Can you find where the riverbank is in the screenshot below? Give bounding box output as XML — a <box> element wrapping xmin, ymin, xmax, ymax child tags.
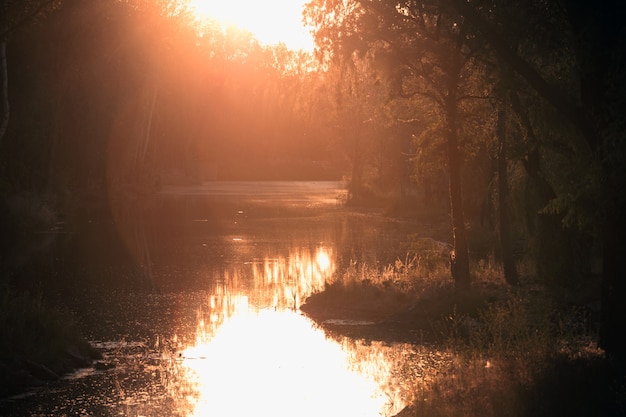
<box><xmin>2</xmin><ymin>184</ymin><xmax>619</xmax><ymax>416</ymax></box>
<box><xmin>300</xmin><ymin>262</ymin><xmax>624</xmax><ymax>417</ymax></box>
<box><xmin>298</xmin><ymin>192</ymin><xmax>619</xmax><ymax>416</ymax></box>
<box><xmin>300</xmin><ymin>274</ymin><xmax>510</xmax><ymax>343</ymax></box>
<box><xmin>0</xmin><ymin>290</ymin><xmax>101</xmax><ymax>398</ymax></box>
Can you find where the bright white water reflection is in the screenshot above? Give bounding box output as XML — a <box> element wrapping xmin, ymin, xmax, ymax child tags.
<box><xmin>168</xmin><ymin>243</ymin><xmax>406</xmax><ymax>416</ymax></box>
<box><xmin>197</xmin><ymin>244</ymin><xmax>335</xmax><ymax>332</ymax></box>
<box><xmin>182</xmin><ymin>309</ymin><xmax>403</xmax><ymax>417</ymax></box>
<box><xmin>0</xmin><ymin>182</ymin><xmax>432</xmax><ymax>417</ymax></box>
<box><xmin>146</xmin><ymin>240</ymin><xmax>407</xmax><ymax>417</ymax></box>
<box><xmin>250</xmin><ymin>245</ymin><xmax>334</xmax><ymax>310</ymax></box>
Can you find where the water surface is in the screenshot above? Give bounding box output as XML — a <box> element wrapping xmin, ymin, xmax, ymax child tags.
<box><xmin>1</xmin><ymin>181</ymin><xmax>444</xmax><ymax>416</ymax></box>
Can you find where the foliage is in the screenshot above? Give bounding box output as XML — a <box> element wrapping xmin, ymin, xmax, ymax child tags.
<box><xmin>1</xmin><ymin>0</ymin><xmax>62</xmax><ymax>145</ymax></box>
<box><xmin>1</xmin><ymin>0</ymin><xmax>340</xmax><ymax>202</ymax></box>
<box><xmin>539</xmin><ymin>152</ymin><xmax>604</xmax><ymax>231</ymax></box>
<box><xmin>404</xmin><ymin>237</ymin><xmax>452</xmax><ymax>275</ymax></box>
<box><xmin>304</xmin><ymin>238</ymin><xmax>612</xmax><ymax>416</ymax></box>
<box><xmin>402</xmin><ymin>285</ymin><xmax>614</xmax><ymax>417</ymax></box>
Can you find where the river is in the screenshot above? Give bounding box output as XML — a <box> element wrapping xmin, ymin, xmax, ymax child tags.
<box><xmin>1</xmin><ymin>181</ymin><xmax>448</xmax><ymax>417</ymax></box>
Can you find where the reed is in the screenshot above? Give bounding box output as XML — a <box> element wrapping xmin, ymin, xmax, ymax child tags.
<box><xmin>396</xmin><ymin>266</ymin><xmax>621</xmax><ymax>417</ymax></box>
<box><xmin>305</xmin><ymin>245</ymin><xmax>622</xmax><ymax>417</ymax></box>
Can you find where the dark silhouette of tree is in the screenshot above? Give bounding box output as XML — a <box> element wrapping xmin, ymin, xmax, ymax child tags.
<box><xmin>494</xmin><ymin>108</ymin><xmax>518</xmax><ymax>285</ymax></box>
<box><xmin>1</xmin><ymin>0</ymin><xmax>60</xmax><ymax>146</ymax></box>
<box><xmin>306</xmin><ymin>0</ymin><xmax>626</xmax><ymax>362</ymax></box>
<box><xmin>445</xmin><ymin>0</ymin><xmax>626</xmax><ymax>365</ymax></box>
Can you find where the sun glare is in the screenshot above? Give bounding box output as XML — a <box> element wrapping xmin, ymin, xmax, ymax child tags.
<box><xmin>188</xmin><ymin>0</ymin><xmax>315</xmax><ymax>52</ymax></box>
<box><xmin>182</xmin><ymin>310</ymin><xmax>398</xmax><ymax>417</ymax></box>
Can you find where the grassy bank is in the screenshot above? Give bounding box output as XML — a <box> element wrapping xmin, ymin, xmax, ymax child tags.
<box><xmin>301</xmin><ymin>242</ymin><xmax>625</xmax><ymax>417</ymax></box>
<box><xmin>0</xmin><ymin>289</ymin><xmax>101</xmax><ymax>398</ymax></box>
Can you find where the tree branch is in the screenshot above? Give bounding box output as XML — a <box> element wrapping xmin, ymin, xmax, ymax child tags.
<box><xmin>448</xmin><ymin>0</ymin><xmax>596</xmax><ymax>152</ymax></box>
<box><xmin>1</xmin><ymin>0</ymin><xmax>60</xmax><ymax>41</ymax></box>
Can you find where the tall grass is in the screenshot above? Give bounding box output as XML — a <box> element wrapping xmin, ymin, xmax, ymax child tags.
<box><xmin>394</xmin><ymin>256</ymin><xmax>621</xmax><ymax>417</ymax></box>
<box><xmin>307</xmin><ymin>238</ymin><xmax>623</xmax><ymax>417</ymax></box>
<box><xmin>328</xmin><ymin>237</ymin><xmax>454</xmax><ymax>292</ymax></box>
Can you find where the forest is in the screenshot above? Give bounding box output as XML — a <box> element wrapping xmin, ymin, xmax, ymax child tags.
<box><xmin>1</xmin><ymin>0</ymin><xmax>625</xmax><ymax>414</ymax></box>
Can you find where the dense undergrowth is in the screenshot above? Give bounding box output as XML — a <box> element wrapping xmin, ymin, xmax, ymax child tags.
<box><xmin>301</xmin><ymin>236</ymin><xmax>625</xmax><ymax>417</ymax></box>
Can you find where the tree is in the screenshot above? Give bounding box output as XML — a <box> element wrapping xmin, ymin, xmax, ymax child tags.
<box><xmin>0</xmin><ymin>0</ymin><xmax>60</xmax><ymax>147</ymax></box>
<box><xmin>332</xmin><ymin>50</ymin><xmax>382</xmax><ymax>197</ymax></box>
<box><xmin>443</xmin><ymin>0</ymin><xmax>626</xmax><ymax>365</ymax></box>
<box><xmin>494</xmin><ymin>108</ymin><xmax>519</xmax><ymax>285</ymax></box>
<box><xmin>314</xmin><ymin>0</ymin><xmax>626</xmax><ymax>362</ymax></box>
<box><xmin>306</xmin><ymin>0</ymin><xmax>501</xmax><ymax>289</ymax></box>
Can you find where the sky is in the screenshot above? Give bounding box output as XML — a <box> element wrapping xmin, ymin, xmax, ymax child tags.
<box><xmin>189</xmin><ymin>0</ymin><xmax>316</xmax><ymax>52</ymax></box>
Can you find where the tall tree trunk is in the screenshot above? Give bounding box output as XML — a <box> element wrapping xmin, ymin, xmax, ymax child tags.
<box><xmin>447</xmin><ymin>131</ymin><xmax>471</xmax><ymax>290</ymax></box>
<box><xmin>445</xmin><ymin>96</ymin><xmax>471</xmax><ymax>290</ymax></box>
<box><xmin>0</xmin><ymin>40</ymin><xmax>9</xmax><ymax>147</ymax></box>
<box><xmin>444</xmin><ymin>34</ymin><xmax>471</xmax><ymax>291</ymax></box>
<box><xmin>496</xmin><ymin>109</ymin><xmax>518</xmax><ymax>285</ymax></box>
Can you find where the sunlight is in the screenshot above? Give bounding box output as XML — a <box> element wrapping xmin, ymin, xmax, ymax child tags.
<box><xmin>316</xmin><ymin>248</ymin><xmax>332</xmax><ymax>272</ymax></box>
<box><xmin>188</xmin><ymin>0</ymin><xmax>315</xmax><ymax>52</ymax></box>
<box><xmin>168</xmin><ymin>242</ymin><xmax>406</xmax><ymax>417</ymax></box>
<box><xmin>251</xmin><ymin>245</ymin><xmax>334</xmax><ymax>310</ymax></box>
<box><xmin>182</xmin><ymin>309</ymin><xmax>401</xmax><ymax>417</ymax></box>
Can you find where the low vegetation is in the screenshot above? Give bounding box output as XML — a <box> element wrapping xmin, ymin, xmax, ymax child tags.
<box><xmin>0</xmin><ymin>288</ymin><xmax>101</xmax><ymax>398</ymax></box>
<box><xmin>301</xmin><ymin>236</ymin><xmax>625</xmax><ymax>417</ymax></box>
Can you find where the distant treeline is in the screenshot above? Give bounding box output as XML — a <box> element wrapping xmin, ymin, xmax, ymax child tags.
<box><xmin>1</xmin><ymin>0</ymin><xmax>342</xmax><ymax>198</ymax></box>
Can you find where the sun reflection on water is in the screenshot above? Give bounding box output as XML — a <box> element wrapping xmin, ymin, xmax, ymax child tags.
<box><xmin>158</xmin><ymin>244</ymin><xmax>409</xmax><ymax>416</ymax></box>
<box><xmin>181</xmin><ymin>309</ymin><xmax>401</xmax><ymax>417</ymax></box>
<box><xmin>251</xmin><ymin>245</ymin><xmax>334</xmax><ymax>310</ymax></box>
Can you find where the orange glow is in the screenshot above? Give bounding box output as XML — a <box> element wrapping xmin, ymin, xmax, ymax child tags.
<box><xmin>182</xmin><ymin>309</ymin><xmax>403</xmax><ymax>417</ymax></box>
<box><xmin>155</xmin><ymin>244</ymin><xmax>414</xmax><ymax>416</ymax></box>
<box><xmin>188</xmin><ymin>0</ymin><xmax>315</xmax><ymax>52</ymax></box>
<box><xmin>252</xmin><ymin>246</ymin><xmax>334</xmax><ymax>310</ymax></box>
<box><xmin>192</xmin><ymin>244</ymin><xmax>334</xmax><ymax>328</ymax></box>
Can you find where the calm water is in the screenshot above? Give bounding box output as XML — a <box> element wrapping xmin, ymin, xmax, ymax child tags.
<box><xmin>1</xmin><ymin>181</ymin><xmax>448</xmax><ymax>417</ymax></box>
